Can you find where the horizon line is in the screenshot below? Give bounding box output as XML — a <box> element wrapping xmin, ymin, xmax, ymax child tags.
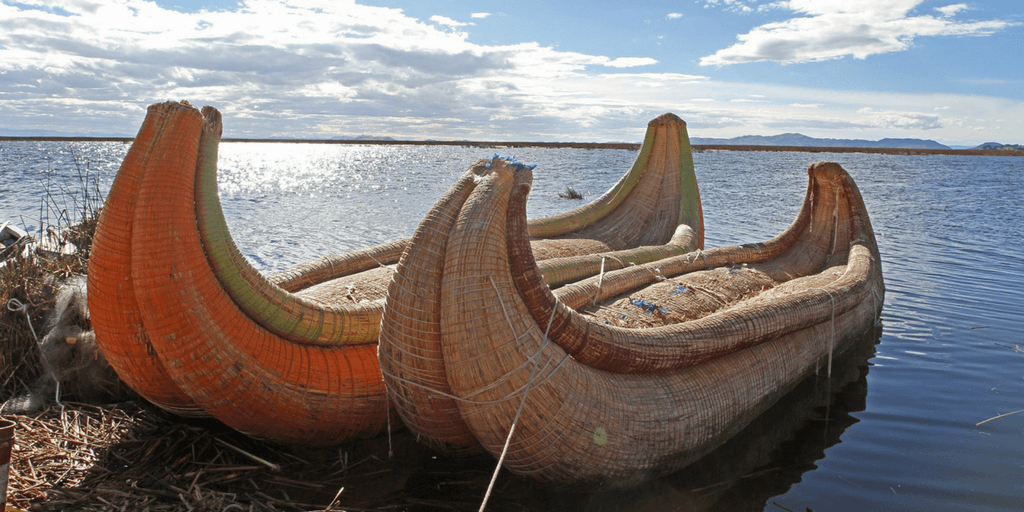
<box><xmin>1</xmin><ymin>136</ymin><xmax>1021</xmax><ymax>157</ymax></box>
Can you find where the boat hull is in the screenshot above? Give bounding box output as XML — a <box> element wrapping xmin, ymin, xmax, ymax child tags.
<box><xmin>88</xmin><ymin>103</ymin><xmax>703</xmax><ymax>444</ymax></box>
<box><xmin>381</xmin><ymin>161</ymin><xmax>883</xmax><ymax>485</ymax></box>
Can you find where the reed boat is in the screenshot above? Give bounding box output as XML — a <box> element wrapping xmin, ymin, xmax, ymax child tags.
<box><xmin>87</xmin><ymin>101</ymin><xmax>703</xmax><ymax>444</ymax></box>
<box><xmin>1</xmin><ymin>221</ymin><xmax>30</xmax><ymax>264</ymax></box>
<box><xmin>378</xmin><ymin>158</ymin><xmax>883</xmax><ymax>486</ymax></box>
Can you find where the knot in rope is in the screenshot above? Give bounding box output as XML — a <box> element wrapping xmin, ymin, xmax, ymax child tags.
<box><xmin>7</xmin><ymin>297</ymin><xmax>40</xmax><ymax>342</ymax></box>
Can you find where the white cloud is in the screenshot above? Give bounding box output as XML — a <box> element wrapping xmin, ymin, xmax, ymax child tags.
<box><xmin>700</xmin><ymin>0</ymin><xmax>1015</xmax><ymax>65</ymax></box>
<box><xmin>0</xmin><ymin>0</ymin><xmax>674</xmax><ymax>140</ymax></box>
<box><xmin>667</xmin><ymin>12</ymin><xmax>682</xmax><ymax>19</ymax></box>
<box><xmin>430</xmin><ymin>15</ymin><xmax>471</xmax><ymax>28</ymax></box>
<box><xmin>857</xmin><ymin>107</ymin><xmax>942</xmax><ymax>130</ymax></box>
<box><xmin>935</xmin><ymin>3</ymin><xmax>968</xmax><ymax>18</ymax></box>
<box><xmin>702</xmin><ymin>0</ymin><xmax>754</xmax><ymax>14</ymax></box>
<box><xmin>603</xmin><ymin>57</ymin><xmax>659</xmax><ymax>68</ymax></box>
<box><xmin>0</xmin><ymin>0</ymin><xmax>1020</xmax><ymax>145</ymax></box>
<box><xmin>471</xmin><ymin>12</ymin><xmax>490</xmax><ymax>19</ymax></box>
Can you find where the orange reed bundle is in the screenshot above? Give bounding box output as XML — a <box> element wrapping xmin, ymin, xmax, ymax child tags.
<box><xmin>89</xmin><ymin>105</ymin><xmax>703</xmax><ymax>444</ymax></box>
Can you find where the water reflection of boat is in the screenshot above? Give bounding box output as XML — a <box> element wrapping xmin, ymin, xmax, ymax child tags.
<box><xmin>380</xmin><ymin>158</ymin><xmax>884</xmax><ymax>486</ymax></box>
<box><xmin>87</xmin><ymin>101</ymin><xmax>703</xmax><ymax>444</ymax></box>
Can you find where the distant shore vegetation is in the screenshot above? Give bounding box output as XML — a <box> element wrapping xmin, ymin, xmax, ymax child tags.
<box><xmin>2</xmin><ymin>136</ymin><xmax>1023</xmax><ymax>157</ymax></box>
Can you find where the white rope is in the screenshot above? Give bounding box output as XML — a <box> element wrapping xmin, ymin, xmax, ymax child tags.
<box><xmin>809</xmin><ymin>188</ymin><xmax>815</xmax><ymax>234</ymax></box>
<box><xmin>479</xmin><ymin>284</ymin><xmax>561</xmax><ymax>512</ymax></box>
<box><xmin>831</xmin><ymin>187</ymin><xmax>840</xmax><ymax>256</ymax></box>
<box><xmin>7</xmin><ymin>297</ymin><xmax>62</xmax><ymax>405</ymax></box>
<box><xmin>691</xmin><ymin>248</ymin><xmax>710</xmax><ymax>269</ymax></box>
<box><xmin>819</xmin><ymin>288</ymin><xmax>837</xmax><ymax>378</ymax></box>
<box><xmin>7</xmin><ymin>298</ymin><xmax>39</xmax><ymax>341</ymax></box>
<box><xmin>591</xmin><ymin>256</ymin><xmax>607</xmax><ymax>306</ymax></box>
<box><xmin>379</xmin><ymin>276</ymin><xmax>571</xmax><ymax>406</ymax></box>
<box><xmin>386</xmin><ymin>393</ymin><xmax>394</xmax><ymax>458</ymax></box>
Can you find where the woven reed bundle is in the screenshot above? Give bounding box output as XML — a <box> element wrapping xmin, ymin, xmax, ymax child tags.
<box><xmin>292</xmin><ymin>265</ymin><xmax>396</xmax><ymax>304</ymax></box>
<box><xmin>507</xmin><ymin>162</ymin><xmax>882</xmax><ymax>373</ymax></box>
<box><xmin>270</xmin><ymin>112</ymin><xmax>703</xmax><ymax>290</ymax></box>
<box><xmin>85</xmin><ymin>103</ymin><xmax>389</xmax><ymax>444</ymax></box>
<box><xmin>87</xmin><ymin>102</ymin><xmax>208</xmax><ymax>417</ymax></box>
<box><xmin>378</xmin><ymin>162</ymin><xmax>704</xmax><ymax>453</ymax></box>
<box><xmin>385</xmin><ymin>160</ymin><xmax>883</xmax><ymax>486</ymax></box>
<box><xmin>582</xmin><ymin>266</ymin><xmax>778</xmax><ymax>329</ymax></box>
<box><xmin>270</xmin><ymin>237</ymin><xmax>409</xmax><ymax>292</ymax></box>
<box><xmin>526</xmin><ymin>113</ymin><xmax>702</xmax><ymax>250</ymax></box>
<box><xmin>378</xmin><ymin>114</ymin><xmax>705</xmax><ymax>454</ymax></box>
<box><xmin>89</xmin><ymin>104</ymin><xmax>701</xmax><ymax>444</ymax></box>
<box><xmin>195</xmin><ymin>112</ymin><xmax>704</xmax><ymax>348</ymax></box>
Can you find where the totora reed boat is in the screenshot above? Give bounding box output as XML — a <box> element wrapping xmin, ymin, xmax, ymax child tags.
<box><xmin>378</xmin><ymin>157</ymin><xmax>883</xmax><ymax>486</ymax></box>
<box><xmin>87</xmin><ymin>101</ymin><xmax>704</xmax><ymax>444</ymax></box>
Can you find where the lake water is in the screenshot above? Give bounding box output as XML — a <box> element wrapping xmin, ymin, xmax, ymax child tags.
<box><xmin>2</xmin><ymin>140</ymin><xmax>1022</xmax><ymax>511</ymax></box>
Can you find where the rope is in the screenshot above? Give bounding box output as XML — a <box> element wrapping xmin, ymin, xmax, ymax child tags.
<box><xmin>478</xmin><ymin>281</ymin><xmax>561</xmax><ymax>512</ymax></box>
<box><xmin>489</xmin><ymin>276</ymin><xmax>516</xmax><ymax>339</ymax></box>
<box><xmin>378</xmin><ymin>351</ymin><xmax>570</xmax><ymax>406</ymax></box>
<box><xmin>379</xmin><ymin>277</ymin><xmax>571</xmax><ymax>406</ymax></box>
<box><xmin>814</xmin><ymin>287</ymin><xmax>837</xmax><ymax>378</ymax></box>
<box><xmin>385</xmin><ymin>385</ymin><xmax>394</xmax><ymax>458</ymax></box>
<box><xmin>688</xmin><ymin>248</ymin><xmax>710</xmax><ymax>269</ymax></box>
<box><xmin>831</xmin><ymin>188</ymin><xmax>840</xmax><ymax>257</ymax></box>
<box><xmin>7</xmin><ymin>298</ymin><xmax>39</xmax><ymax>341</ymax></box>
<box><xmin>591</xmin><ymin>256</ymin><xmax>607</xmax><ymax>306</ymax></box>
<box><xmin>809</xmin><ymin>188</ymin><xmax>814</xmax><ymax>234</ymax></box>
<box><xmin>6</xmin><ymin>297</ymin><xmax>63</xmax><ymax>405</ymax></box>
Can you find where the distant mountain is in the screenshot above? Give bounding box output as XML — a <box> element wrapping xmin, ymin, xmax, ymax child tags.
<box><xmin>690</xmin><ymin>133</ymin><xmax>950</xmax><ymax>150</ymax></box>
<box><xmin>974</xmin><ymin>142</ymin><xmax>1024</xmax><ymax>151</ymax></box>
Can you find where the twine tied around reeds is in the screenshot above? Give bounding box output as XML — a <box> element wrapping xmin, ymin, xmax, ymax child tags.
<box><xmin>6</xmin><ymin>298</ymin><xmax>39</xmax><ymax>341</ymax></box>
<box><xmin>4</xmin><ymin>297</ymin><xmax>63</xmax><ymax>408</ymax></box>
<box><xmin>379</xmin><ymin>273</ymin><xmax>569</xmax><ymax>511</ymax></box>
<box><xmin>812</xmin><ymin>287</ymin><xmax>837</xmax><ymax>379</ymax></box>
<box><xmin>478</xmin><ymin>275</ymin><xmax>563</xmax><ymax>512</ymax></box>
<box><xmin>378</xmin><ymin>304</ymin><xmax>571</xmax><ymax>407</ymax></box>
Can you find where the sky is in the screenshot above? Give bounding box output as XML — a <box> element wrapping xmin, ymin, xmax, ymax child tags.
<box><xmin>0</xmin><ymin>0</ymin><xmax>1021</xmax><ymax>146</ymax></box>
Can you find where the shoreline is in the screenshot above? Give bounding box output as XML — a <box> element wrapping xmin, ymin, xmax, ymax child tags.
<box><xmin>2</xmin><ymin>136</ymin><xmax>1022</xmax><ymax>157</ymax></box>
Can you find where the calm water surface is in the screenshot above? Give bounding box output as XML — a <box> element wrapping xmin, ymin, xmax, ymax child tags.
<box><xmin>2</xmin><ymin>141</ymin><xmax>1022</xmax><ymax>511</ymax></box>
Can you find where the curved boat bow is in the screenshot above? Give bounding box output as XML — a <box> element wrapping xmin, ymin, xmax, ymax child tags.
<box><xmin>378</xmin><ymin>115</ymin><xmax>704</xmax><ymax>452</ymax></box>
<box><xmin>90</xmin><ymin>103</ymin><xmax>703</xmax><ymax>444</ymax></box>
<box><xmin>381</xmin><ymin>160</ymin><xmax>883</xmax><ymax>485</ymax></box>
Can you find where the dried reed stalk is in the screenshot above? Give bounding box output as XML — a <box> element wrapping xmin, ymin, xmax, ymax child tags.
<box><xmin>0</xmin><ymin>400</ymin><xmax>554</xmax><ymax>512</ymax></box>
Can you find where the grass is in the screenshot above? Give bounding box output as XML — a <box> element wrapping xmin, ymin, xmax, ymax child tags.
<box><xmin>1</xmin><ymin>155</ymin><xmax>101</xmax><ymax>403</ymax></box>
<box><xmin>557</xmin><ymin>186</ymin><xmax>584</xmax><ymax>200</ymax></box>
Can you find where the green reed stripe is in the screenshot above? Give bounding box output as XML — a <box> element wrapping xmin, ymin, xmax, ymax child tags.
<box><xmin>676</xmin><ymin>126</ymin><xmax>702</xmax><ymax>245</ymax></box>
<box><xmin>194</xmin><ymin>121</ymin><xmax>325</xmax><ymax>342</ymax></box>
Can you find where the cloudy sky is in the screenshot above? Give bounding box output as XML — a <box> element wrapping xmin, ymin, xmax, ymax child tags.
<box><xmin>1</xmin><ymin>0</ymin><xmax>1020</xmax><ymax>145</ymax></box>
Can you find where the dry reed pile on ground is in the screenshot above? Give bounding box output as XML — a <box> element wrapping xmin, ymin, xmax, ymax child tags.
<box><xmin>3</xmin><ymin>398</ymin><xmax>579</xmax><ymax>511</ymax></box>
